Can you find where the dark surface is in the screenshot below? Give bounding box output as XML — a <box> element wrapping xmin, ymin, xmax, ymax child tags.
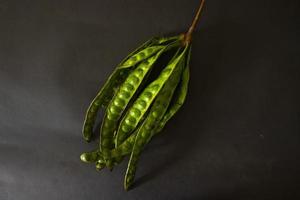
<box><xmin>1</xmin><ymin>0</ymin><xmax>299</xmax><ymax>199</ymax></box>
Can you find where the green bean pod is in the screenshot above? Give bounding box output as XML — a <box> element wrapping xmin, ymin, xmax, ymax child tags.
<box><xmin>115</xmin><ymin>45</ymin><xmax>188</xmax><ymax>147</ymax></box>
<box><xmin>82</xmin><ymin>38</ymin><xmax>156</xmax><ymax>142</ymax></box>
<box><xmin>106</xmin><ymin>48</ymin><xmax>185</xmax><ymax>159</ymax></box>
<box><xmin>82</xmin><ymin>36</ymin><xmax>179</xmax><ymax>142</ymax></box>
<box><xmin>81</xmin><ymin>37</ymin><xmax>182</xmax><ymax>170</ymax></box>
<box><xmin>124</xmin><ymin>47</ymin><xmax>188</xmax><ymax>190</ymax></box>
<box><xmin>154</xmin><ymin>46</ymin><xmax>191</xmax><ymax>134</ymax></box>
<box><xmin>79</xmin><ymin>0</ymin><xmax>206</xmax><ymax>190</ymax></box>
<box><xmin>96</xmin><ymin>59</ymin><xmax>189</xmax><ymax>166</ymax></box>
<box><xmin>100</xmin><ymin>44</ymin><xmax>177</xmax><ymax>157</ymax></box>
<box><xmin>103</xmin><ymin>62</ymin><xmax>189</xmax><ymax>159</ymax></box>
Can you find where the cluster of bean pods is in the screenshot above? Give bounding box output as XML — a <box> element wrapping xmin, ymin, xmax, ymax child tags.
<box><xmin>80</xmin><ymin>0</ymin><xmax>205</xmax><ymax>190</ymax></box>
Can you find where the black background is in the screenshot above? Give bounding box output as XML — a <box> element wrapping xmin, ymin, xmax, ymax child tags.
<box><xmin>1</xmin><ymin>0</ymin><xmax>299</xmax><ymax>199</ymax></box>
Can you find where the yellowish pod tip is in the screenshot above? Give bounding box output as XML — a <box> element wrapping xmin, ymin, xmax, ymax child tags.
<box><xmin>80</xmin><ymin>153</ymin><xmax>88</xmax><ymax>163</ymax></box>
<box><xmin>95</xmin><ymin>159</ymin><xmax>106</xmax><ymax>171</ymax></box>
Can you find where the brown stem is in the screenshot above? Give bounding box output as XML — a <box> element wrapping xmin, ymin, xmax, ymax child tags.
<box><xmin>183</xmin><ymin>0</ymin><xmax>205</xmax><ymax>45</ymax></box>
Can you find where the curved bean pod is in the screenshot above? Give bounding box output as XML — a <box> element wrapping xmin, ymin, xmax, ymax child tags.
<box><xmin>83</xmin><ymin>36</ymin><xmax>182</xmax><ymax>142</ymax></box>
<box><xmin>154</xmin><ymin>46</ymin><xmax>191</xmax><ymax>134</ymax></box>
<box><xmin>78</xmin><ymin>0</ymin><xmax>207</xmax><ymax>190</ymax></box>
<box><xmin>82</xmin><ymin>38</ymin><xmax>157</xmax><ymax>142</ymax></box>
<box><xmin>106</xmin><ymin>49</ymin><xmax>185</xmax><ymax>159</ymax></box>
<box><xmin>107</xmin><ymin>66</ymin><xmax>189</xmax><ymax>167</ymax></box>
<box><xmin>94</xmin><ymin>47</ymin><xmax>189</xmax><ymax>168</ymax></box>
<box><xmin>115</xmin><ymin>45</ymin><xmax>188</xmax><ymax>146</ymax></box>
<box><xmin>100</xmin><ymin>46</ymin><xmax>170</xmax><ymax>157</ymax></box>
<box><xmin>100</xmin><ymin>46</ymin><xmax>183</xmax><ymax>169</ymax></box>
<box><xmin>107</xmin><ymin>73</ymin><xmax>189</xmax><ymax>160</ymax></box>
<box><xmin>124</xmin><ymin>48</ymin><xmax>188</xmax><ymax>190</ymax></box>
<box><xmin>118</xmin><ymin>35</ymin><xmax>181</xmax><ymax>69</ymax></box>
<box><xmin>120</xmin><ymin>45</ymin><xmax>164</xmax><ymax>68</ymax></box>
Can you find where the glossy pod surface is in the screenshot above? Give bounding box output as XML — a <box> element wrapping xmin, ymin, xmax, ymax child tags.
<box><xmin>82</xmin><ymin>37</ymin><xmax>157</xmax><ymax>142</ymax></box>
<box><xmin>155</xmin><ymin>47</ymin><xmax>191</xmax><ymax>134</ymax></box>
<box><xmin>82</xmin><ymin>36</ymin><xmax>180</xmax><ymax>142</ymax></box>
<box><xmin>100</xmin><ymin>40</ymin><xmax>182</xmax><ymax>169</ymax></box>
<box><xmin>79</xmin><ymin>0</ymin><xmax>206</xmax><ymax>189</ymax></box>
<box><xmin>115</xmin><ymin>45</ymin><xmax>187</xmax><ymax>146</ymax></box>
<box><xmin>100</xmin><ymin>48</ymin><xmax>164</xmax><ymax>155</ymax></box>
<box><xmin>80</xmin><ymin>33</ymin><xmax>195</xmax><ymax>190</ymax></box>
<box><xmin>103</xmin><ymin>49</ymin><xmax>189</xmax><ymax>160</ymax></box>
<box><xmin>124</xmin><ymin>47</ymin><xmax>188</xmax><ymax>190</ymax></box>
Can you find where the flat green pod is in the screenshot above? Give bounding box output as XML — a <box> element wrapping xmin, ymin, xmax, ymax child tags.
<box><xmin>82</xmin><ymin>37</ymin><xmax>178</xmax><ymax>142</ymax></box>
<box><xmin>154</xmin><ymin>46</ymin><xmax>191</xmax><ymax>134</ymax></box>
<box><xmin>80</xmin><ymin>45</ymin><xmax>190</xmax><ymax>170</ymax></box>
<box><xmin>124</xmin><ymin>47</ymin><xmax>188</xmax><ymax>190</ymax></box>
<box><xmin>106</xmin><ymin>48</ymin><xmax>185</xmax><ymax>159</ymax></box>
<box><xmin>79</xmin><ymin>0</ymin><xmax>206</xmax><ymax>190</ymax></box>
<box><xmin>115</xmin><ymin>46</ymin><xmax>188</xmax><ymax>147</ymax></box>
<box><xmin>100</xmin><ymin>51</ymin><xmax>162</xmax><ymax>154</ymax></box>
<box><xmin>100</xmin><ymin>41</ymin><xmax>180</xmax><ymax>156</ymax></box>
<box><xmin>100</xmin><ymin>40</ymin><xmax>182</xmax><ymax>158</ymax></box>
<box><xmin>82</xmin><ymin>38</ymin><xmax>156</xmax><ymax>142</ymax></box>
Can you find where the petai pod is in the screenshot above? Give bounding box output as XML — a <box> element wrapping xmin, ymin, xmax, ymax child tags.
<box><xmin>82</xmin><ymin>36</ymin><xmax>179</xmax><ymax>142</ymax></box>
<box><xmin>154</xmin><ymin>46</ymin><xmax>191</xmax><ymax>134</ymax></box>
<box><xmin>84</xmin><ymin>43</ymin><xmax>189</xmax><ymax>170</ymax></box>
<box><xmin>80</xmin><ymin>0</ymin><xmax>206</xmax><ymax>191</ymax></box>
<box><xmin>106</xmin><ymin>48</ymin><xmax>186</xmax><ymax>159</ymax></box>
<box><xmin>124</xmin><ymin>47</ymin><xmax>188</xmax><ymax>190</ymax></box>
<box><xmin>100</xmin><ymin>40</ymin><xmax>181</xmax><ymax>157</ymax></box>
<box><xmin>115</xmin><ymin>45</ymin><xmax>187</xmax><ymax>147</ymax></box>
<box><xmin>82</xmin><ymin>38</ymin><xmax>155</xmax><ymax>142</ymax></box>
